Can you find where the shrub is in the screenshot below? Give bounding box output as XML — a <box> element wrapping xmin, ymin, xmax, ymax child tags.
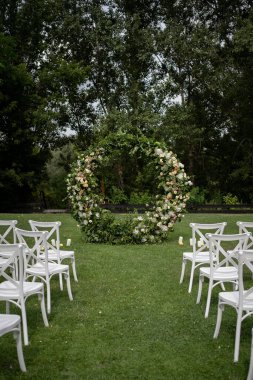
<box><xmin>223</xmin><ymin>193</ymin><xmax>240</xmax><ymax>205</ymax></box>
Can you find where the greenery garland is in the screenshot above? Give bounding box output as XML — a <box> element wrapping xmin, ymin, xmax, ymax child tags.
<box><xmin>67</xmin><ymin>133</ymin><xmax>192</xmax><ymax>244</ymax></box>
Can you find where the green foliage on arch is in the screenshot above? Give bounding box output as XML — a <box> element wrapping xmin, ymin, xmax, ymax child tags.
<box><xmin>67</xmin><ymin>132</ymin><xmax>192</xmax><ymax>244</ymax></box>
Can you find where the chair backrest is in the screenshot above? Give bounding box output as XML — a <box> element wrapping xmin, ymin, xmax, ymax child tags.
<box><xmin>0</xmin><ymin>244</ymin><xmax>24</xmax><ymax>297</ymax></box>
<box><xmin>190</xmin><ymin>223</ymin><xmax>227</xmax><ymax>256</ymax></box>
<box><xmin>29</xmin><ymin>220</ymin><xmax>61</xmax><ymax>258</ymax></box>
<box><xmin>206</xmin><ymin>233</ymin><xmax>251</xmax><ymax>271</ymax></box>
<box><xmin>15</xmin><ymin>228</ymin><xmax>49</xmax><ymax>275</ymax></box>
<box><xmin>237</xmin><ymin>250</ymin><xmax>253</xmax><ymax>311</ymax></box>
<box><xmin>237</xmin><ymin>222</ymin><xmax>253</xmax><ymax>250</ymax></box>
<box><xmin>0</xmin><ymin>220</ymin><xmax>18</xmax><ymax>244</ymax></box>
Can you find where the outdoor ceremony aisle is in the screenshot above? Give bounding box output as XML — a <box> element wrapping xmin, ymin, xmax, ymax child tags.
<box><xmin>0</xmin><ymin>213</ymin><xmax>252</xmax><ymax>379</ymax></box>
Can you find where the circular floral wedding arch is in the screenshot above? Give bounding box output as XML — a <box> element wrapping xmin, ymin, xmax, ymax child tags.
<box><xmin>67</xmin><ymin>133</ymin><xmax>192</xmax><ymax>244</ymax></box>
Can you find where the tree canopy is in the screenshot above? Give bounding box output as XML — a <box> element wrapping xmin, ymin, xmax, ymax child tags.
<box><xmin>1</xmin><ymin>0</ymin><xmax>253</xmax><ymax>208</ymax></box>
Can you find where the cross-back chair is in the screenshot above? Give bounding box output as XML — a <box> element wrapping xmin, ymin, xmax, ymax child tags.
<box><xmin>0</xmin><ymin>220</ymin><xmax>17</xmax><ymax>245</ymax></box>
<box><xmin>15</xmin><ymin>228</ymin><xmax>73</xmax><ymax>314</ymax></box>
<box><xmin>0</xmin><ymin>220</ymin><xmax>18</xmax><ymax>271</ymax></box>
<box><xmin>237</xmin><ymin>222</ymin><xmax>253</xmax><ymax>250</ymax></box>
<box><xmin>196</xmin><ymin>233</ymin><xmax>250</xmax><ymax>318</ymax></box>
<box><xmin>180</xmin><ymin>222</ymin><xmax>227</xmax><ymax>293</ymax></box>
<box><xmin>29</xmin><ymin>220</ymin><xmax>78</xmax><ymax>290</ymax></box>
<box><xmin>213</xmin><ymin>250</ymin><xmax>253</xmax><ymax>362</ymax></box>
<box><xmin>0</xmin><ymin>314</ymin><xmax>26</xmax><ymax>372</ymax></box>
<box><xmin>0</xmin><ymin>244</ymin><xmax>48</xmax><ymax>345</ymax></box>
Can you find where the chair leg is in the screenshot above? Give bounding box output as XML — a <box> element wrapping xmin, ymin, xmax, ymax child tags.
<box><xmin>188</xmin><ymin>262</ymin><xmax>195</xmax><ymax>293</ymax></box>
<box><xmin>179</xmin><ymin>259</ymin><xmax>186</xmax><ymax>284</ymax></box>
<box><xmin>20</xmin><ymin>299</ymin><xmax>29</xmax><ymax>346</ymax></box>
<box><xmin>247</xmin><ymin>329</ymin><xmax>253</xmax><ymax>380</ymax></box>
<box><xmin>205</xmin><ymin>280</ymin><xmax>213</xmax><ymax>318</ymax></box>
<box><xmin>213</xmin><ymin>301</ymin><xmax>224</xmax><ymax>338</ymax></box>
<box><xmin>46</xmin><ymin>281</ymin><xmax>51</xmax><ymax>314</ymax></box>
<box><xmin>59</xmin><ymin>273</ymin><xmax>63</xmax><ymax>291</ymax></box>
<box><xmin>65</xmin><ymin>271</ymin><xmax>73</xmax><ymax>301</ymax></box>
<box><xmin>13</xmin><ymin>326</ymin><xmax>26</xmax><ymax>372</ymax></box>
<box><xmin>71</xmin><ymin>257</ymin><xmax>78</xmax><ymax>282</ymax></box>
<box><xmin>6</xmin><ymin>301</ymin><xmax>10</xmax><ymax>314</ymax></box>
<box><xmin>38</xmin><ymin>291</ymin><xmax>49</xmax><ymax>327</ymax></box>
<box><xmin>234</xmin><ymin>309</ymin><xmax>243</xmax><ymax>362</ymax></box>
<box><xmin>196</xmin><ymin>275</ymin><xmax>203</xmax><ymax>304</ymax></box>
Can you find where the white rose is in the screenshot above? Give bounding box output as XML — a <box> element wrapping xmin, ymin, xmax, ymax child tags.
<box><xmin>155</xmin><ymin>148</ymin><xmax>163</xmax><ymax>156</ymax></box>
<box><xmin>177</xmin><ymin>173</ymin><xmax>184</xmax><ymax>180</ymax></box>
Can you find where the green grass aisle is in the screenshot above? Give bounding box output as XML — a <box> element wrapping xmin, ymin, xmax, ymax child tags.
<box><xmin>0</xmin><ymin>213</ymin><xmax>252</xmax><ymax>379</ymax></box>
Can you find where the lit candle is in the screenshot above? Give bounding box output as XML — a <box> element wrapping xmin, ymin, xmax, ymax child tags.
<box><xmin>178</xmin><ymin>236</ymin><xmax>184</xmax><ymax>245</ymax></box>
<box><xmin>66</xmin><ymin>238</ymin><xmax>71</xmax><ymax>246</ymax></box>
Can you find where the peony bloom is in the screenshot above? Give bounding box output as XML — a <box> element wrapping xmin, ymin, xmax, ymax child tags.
<box><xmin>177</xmin><ymin>173</ymin><xmax>184</xmax><ymax>180</ymax></box>
<box><xmin>155</xmin><ymin>148</ymin><xmax>163</xmax><ymax>156</ymax></box>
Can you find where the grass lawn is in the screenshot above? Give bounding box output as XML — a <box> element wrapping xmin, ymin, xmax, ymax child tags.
<box><xmin>0</xmin><ymin>212</ymin><xmax>253</xmax><ymax>379</ymax></box>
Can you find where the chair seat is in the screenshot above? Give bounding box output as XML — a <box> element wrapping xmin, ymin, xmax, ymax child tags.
<box><xmin>0</xmin><ymin>280</ymin><xmax>43</xmax><ymax>299</ymax></box>
<box><xmin>183</xmin><ymin>251</ymin><xmax>210</xmax><ymax>262</ymax></box>
<box><xmin>59</xmin><ymin>249</ymin><xmax>74</xmax><ymax>258</ymax></box>
<box><xmin>0</xmin><ymin>314</ymin><xmax>20</xmax><ymax>336</ymax></box>
<box><xmin>200</xmin><ymin>266</ymin><xmax>238</xmax><ymax>280</ymax></box>
<box><xmin>219</xmin><ymin>291</ymin><xmax>253</xmax><ymax>310</ymax></box>
<box><xmin>42</xmin><ymin>249</ymin><xmax>75</xmax><ymax>261</ymax></box>
<box><xmin>0</xmin><ymin>251</ymin><xmax>15</xmax><ymax>258</ymax></box>
<box><xmin>26</xmin><ymin>262</ymin><xmax>69</xmax><ymax>276</ymax></box>
<box><xmin>0</xmin><ymin>257</ymin><xmax>9</xmax><ymax>266</ymax></box>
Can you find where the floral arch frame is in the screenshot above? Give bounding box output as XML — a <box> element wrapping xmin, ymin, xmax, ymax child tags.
<box><xmin>67</xmin><ymin>134</ymin><xmax>192</xmax><ymax>244</ymax></box>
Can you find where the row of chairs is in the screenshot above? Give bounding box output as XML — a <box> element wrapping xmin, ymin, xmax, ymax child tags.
<box><xmin>179</xmin><ymin>221</ymin><xmax>253</xmax><ymax>370</ymax></box>
<box><xmin>0</xmin><ymin>219</ymin><xmax>78</xmax><ymax>372</ymax></box>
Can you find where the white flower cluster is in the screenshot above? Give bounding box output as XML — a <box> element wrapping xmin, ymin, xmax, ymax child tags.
<box><xmin>131</xmin><ymin>147</ymin><xmax>191</xmax><ymax>243</ymax></box>
<box><xmin>67</xmin><ymin>144</ymin><xmax>191</xmax><ymax>244</ymax></box>
<box><xmin>66</xmin><ymin>148</ymin><xmax>104</xmax><ymax>228</ymax></box>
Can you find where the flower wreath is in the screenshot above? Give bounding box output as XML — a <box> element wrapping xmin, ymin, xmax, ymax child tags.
<box><xmin>67</xmin><ymin>134</ymin><xmax>192</xmax><ymax>244</ymax></box>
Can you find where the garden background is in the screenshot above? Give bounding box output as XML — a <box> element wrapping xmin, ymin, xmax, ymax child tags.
<box><xmin>1</xmin><ymin>3</ymin><xmax>253</xmax><ymax>378</ymax></box>
<box><xmin>1</xmin><ymin>1</ymin><xmax>253</xmax><ymax>210</ymax></box>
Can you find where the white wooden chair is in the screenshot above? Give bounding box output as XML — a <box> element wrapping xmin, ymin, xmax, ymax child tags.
<box><xmin>0</xmin><ymin>220</ymin><xmax>17</xmax><ymax>244</ymax></box>
<box><xmin>237</xmin><ymin>222</ymin><xmax>253</xmax><ymax>250</ymax></box>
<box><xmin>16</xmin><ymin>228</ymin><xmax>73</xmax><ymax>314</ymax></box>
<box><xmin>214</xmin><ymin>250</ymin><xmax>253</xmax><ymax>362</ymax></box>
<box><xmin>196</xmin><ymin>233</ymin><xmax>250</xmax><ymax>318</ymax></box>
<box><xmin>237</xmin><ymin>222</ymin><xmax>253</xmax><ymax>269</ymax></box>
<box><xmin>0</xmin><ymin>244</ymin><xmax>48</xmax><ymax>345</ymax></box>
<box><xmin>0</xmin><ymin>314</ymin><xmax>26</xmax><ymax>372</ymax></box>
<box><xmin>180</xmin><ymin>222</ymin><xmax>227</xmax><ymax>293</ymax></box>
<box><xmin>0</xmin><ymin>220</ymin><xmax>18</xmax><ymax>273</ymax></box>
<box><xmin>29</xmin><ymin>220</ymin><xmax>78</xmax><ymax>290</ymax></box>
